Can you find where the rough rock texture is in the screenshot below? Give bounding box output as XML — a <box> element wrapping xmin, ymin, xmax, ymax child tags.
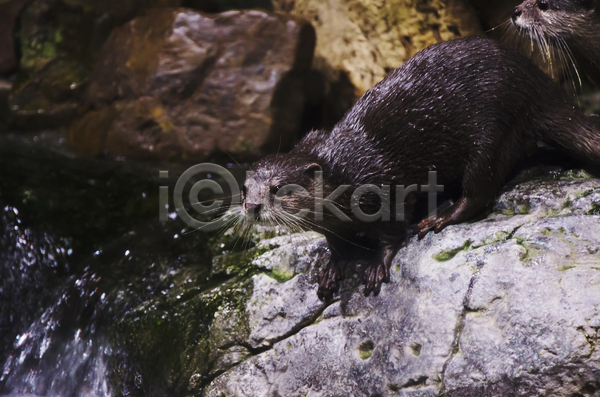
<box><xmin>67</xmin><ymin>9</ymin><xmax>319</xmax><ymax>162</ymax></box>
<box><xmin>204</xmin><ymin>172</ymin><xmax>600</xmax><ymax>396</ymax></box>
<box><xmin>272</xmin><ymin>0</ymin><xmax>484</xmax><ymax>120</ymax></box>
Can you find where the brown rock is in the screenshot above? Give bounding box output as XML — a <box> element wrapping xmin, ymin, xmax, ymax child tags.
<box><xmin>184</xmin><ymin>0</ymin><xmax>273</xmax><ymax>13</ymax></box>
<box><xmin>0</xmin><ymin>0</ymin><xmax>27</xmax><ymax>77</ymax></box>
<box><xmin>0</xmin><ymin>79</ymin><xmax>10</xmax><ymax>132</ymax></box>
<box><xmin>273</xmin><ymin>0</ymin><xmax>483</xmax><ymax>102</ymax></box>
<box><xmin>4</xmin><ymin>0</ymin><xmax>183</xmax><ymax>130</ymax></box>
<box><xmin>68</xmin><ymin>9</ymin><xmax>318</xmax><ymax>162</ymax></box>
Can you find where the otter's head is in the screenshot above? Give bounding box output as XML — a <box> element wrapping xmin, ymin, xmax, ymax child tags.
<box><xmin>242</xmin><ymin>154</ymin><xmax>322</xmax><ymax>226</ymax></box>
<box><xmin>511</xmin><ymin>0</ymin><xmax>599</xmax><ymax>38</ymax></box>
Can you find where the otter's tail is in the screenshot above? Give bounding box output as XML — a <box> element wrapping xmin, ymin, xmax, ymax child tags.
<box><xmin>541</xmin><ymin>114</ymin><xmax>600</xmax><ymax>169</ymax></box>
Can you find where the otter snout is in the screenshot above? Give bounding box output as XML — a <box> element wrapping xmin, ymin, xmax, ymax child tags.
<box><xmin>511</xmin><ymin>0</ymin><xmax>547</xmax><ymax>27</ymax></box>
<box><xmin>513</xmin><ymin>6</ymin><xmax>523</xmax><ymax>20</ymax></box>
<box><xmin>243</xmin><ymin>177</ymin><xmax>269</xmax><ymax>221</ymax></box>
<box><xmin>244</xmin><ymin>202</ymin><xmax>263</xmax><ymax>220</ymax></box>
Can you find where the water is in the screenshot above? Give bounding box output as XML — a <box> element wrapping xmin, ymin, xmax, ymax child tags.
<box><xmin>0</xmin><ymin>200</ymin><xmax>129</xmax><ymax>396</ymax></box>
<box><xmin>0</xmin><ymin>206</ymin><xmax>71</xmax><ymax>364</ymax></box>
<box><xmin>0</xmin><ymin>132</ymin><xmax>233</xmax><ymax>396</ymax></box>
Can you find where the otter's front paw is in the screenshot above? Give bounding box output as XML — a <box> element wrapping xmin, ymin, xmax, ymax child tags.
<box><xmin>363</xmin><ymin>261</ymin><xmax>390</xmax><ymax>297</ymax></box>
<box><xmin>317</xmin><ymin>260</ymin><xmax>342</xmax><ymax>302</ymax></box>
<box><xmin>417</xmin><ymin>216</ymin><xmax>447</xmax><ymax>239</ymax></box>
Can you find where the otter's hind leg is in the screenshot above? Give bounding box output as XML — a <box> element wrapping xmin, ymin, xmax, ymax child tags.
<box><xmin>417</xmin><ymin>195</ymin><xmax>490</xmax><ymax>239</ymax></box>
<box><xmin>417</xmin><ymin>135</ymin><xmax>522</xmax><ymax>239</ymax></box>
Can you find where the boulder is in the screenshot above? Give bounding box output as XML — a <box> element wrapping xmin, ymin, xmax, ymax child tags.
<box><xmin>4</xmin><ymin>0</ymin><xmax>183</xmax><ymax>130</ymax></box>
<box><xmin>0</xmin><ymin>0</ymin><xmax>27</xmax><ymax>77</ymax></box>
<box><xmin>204</xmin><ymin>171</ymin><xmax>600</xmax><ymax>396</ymax></box>
<box><xmin>68</xmin><ymin>9</ymin><xmax>319</xmax><ymax>162</ymax></box>
<box><xmin>272</xmin><ymin>0</ymin><xmax>484</xmax><ymax>123</ymax></box>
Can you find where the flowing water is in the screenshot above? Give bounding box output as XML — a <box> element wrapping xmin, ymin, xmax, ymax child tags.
<box><xmin>0</xmin><ymin>131</ymin><xmax>245</xmax><ymax>396</ymax></box>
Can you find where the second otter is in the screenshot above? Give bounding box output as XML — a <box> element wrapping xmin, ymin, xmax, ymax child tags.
<box><xmin>510</xmin><ymin>0</ymin><xmax>600</xmax><ymax>87</ymax></box>
<box><xmin>242</xmin><ymin>37</ymin><xmax>600</xmax><ymax>301</ymax></box>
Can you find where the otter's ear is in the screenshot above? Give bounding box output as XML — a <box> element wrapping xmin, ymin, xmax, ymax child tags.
<box><xmin>303</xmin><ymin>163</ymin><xmax>322</xmax><ymax>178</ymax></box>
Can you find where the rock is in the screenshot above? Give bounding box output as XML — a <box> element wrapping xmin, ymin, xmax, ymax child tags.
<box><xmin>204</xmin><ymin>172</ymin><xmax>600</xmax><ymax>396</ymax></box>
<box><xmin>0</xmin><ymin>0</ymin><xmax>27</xmax><ymax>77</ymax></box>
<box><xmin>272</xmin><ymin>0</ymin><xmax>483</xmax><ymax>123</ymax></box>
<box><xmin>4</xmin><ymin>0</ymin><xmax>183</xmax><ymax>130</ymax></box>
<box><xmin>184</xmin><ymin>0</ymin><xmax>273</xmax><ymax>13</ymax></box>
<box><xmin>0</xmin><ymin>79</ymin><xmax>11</xmax><ymax>131</ymax></box>
<box><xmin>68</xmin><ymin>9</ymin><xmax>319</xmax><ymax>162</ymax></box>
<box><xmin>113</xmin><ymin>226</ymin><xmax>328</xmax><ymax>395</ymax></box>
<box><xmin>246</xmin><ymin>234</ymin><xmax>329</xmax><ymax>349</ymax></box>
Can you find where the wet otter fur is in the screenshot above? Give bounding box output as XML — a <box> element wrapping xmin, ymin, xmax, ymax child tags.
<box><xmin>510</xmin><ymin>0</ymin><xmax>600</xmax><ymax>87</ymax></box>
<box><xmin>242</xmin><ymin>37</ymin><xmax>600</xmax><ymax>301</ymax></box>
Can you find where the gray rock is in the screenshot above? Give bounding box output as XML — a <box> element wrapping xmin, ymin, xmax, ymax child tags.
<box><xmin>204</xmin><ymin>176</ymin><xmax>600</xmax><ymax>396</ymax></box>
<box><xmin>208</xmin><ymin>346</ymin><xmax>253</xmax><ymax>377</ymax></box>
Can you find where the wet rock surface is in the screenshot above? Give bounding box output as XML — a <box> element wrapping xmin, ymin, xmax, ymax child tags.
<box><xmin>68</xmin><ymin>9</ymin><xmax>319</xmax><ymax>162</ymax></box>
<box><xmin>205</xmin><ymin>174</ymin><xmax>600</xmax><ymax>397</ymax></box>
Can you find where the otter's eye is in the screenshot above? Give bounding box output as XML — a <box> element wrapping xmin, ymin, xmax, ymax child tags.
<box><xmin>538</xmin><ymin>0</ymin><xmax>549</xmax><ymax>10</ymax></box>
<box><xmin>270</xmin><ymin>185</ymin><xmax>282</xmax><ymax>195</ymax></box>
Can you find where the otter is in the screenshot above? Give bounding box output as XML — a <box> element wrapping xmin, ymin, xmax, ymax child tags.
<box><xmin>510</xmin><ymin>0</ymin><xmax>600</xmax><ymax>87</ymax></box>
<box><xmin>242</xmin><ymin>37</ymin><xmax>600</xmax><ymax>301</ymax></box>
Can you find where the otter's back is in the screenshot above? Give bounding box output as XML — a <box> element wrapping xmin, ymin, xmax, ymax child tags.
<box><xmin>313</xmin><ymin>37</ymin><xmax>570</xmax><ymax>186</ymax></box>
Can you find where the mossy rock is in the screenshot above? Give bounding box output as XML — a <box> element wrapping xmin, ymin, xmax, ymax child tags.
<box><xmin>113</xmin><ymin>275</ymin><xmax>254</xmax><ymax>395</ymax></box>
<box><xmin>5</xmin><ymin>0</ymin><xmax>183</xmax><ymax>130</ymax></box>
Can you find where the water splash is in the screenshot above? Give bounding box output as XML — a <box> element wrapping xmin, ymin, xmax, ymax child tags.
<box><xmin>0</xmin><ymin>206</ymin><xmax>115</xmax><ymax>396</ymax></box>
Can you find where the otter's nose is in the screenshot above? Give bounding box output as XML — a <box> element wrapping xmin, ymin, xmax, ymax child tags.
<box><xmin>513</xmin><ymin>7</ymin><xmax>523</xmax><ymax>20</ymax></box>
<box><xmin>246</xmin><ymin>203</ymin><xmax>263</xmax><ymax>220</ymax></box>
